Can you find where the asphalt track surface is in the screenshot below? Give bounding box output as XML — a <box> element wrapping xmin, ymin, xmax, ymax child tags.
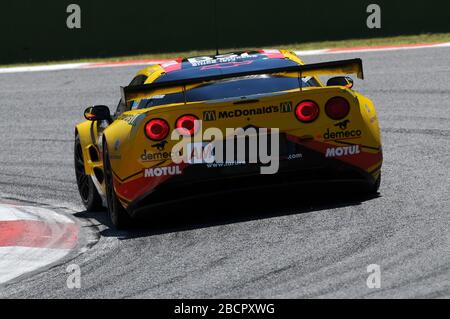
<box><xmin>0</xmin><ymin>48</ymin><xmax>449</xmax><ymax>298</ymax></box>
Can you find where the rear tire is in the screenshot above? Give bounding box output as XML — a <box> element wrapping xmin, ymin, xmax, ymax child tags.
<box><xmin>74</xmin><ymin>135</ymin><xmax>102</xmax><ymax>211</ymax></box>
<box><xmin>103</xmin><ymin>141</ymin><xmax>132</xmax><ymax>229</ymax></box>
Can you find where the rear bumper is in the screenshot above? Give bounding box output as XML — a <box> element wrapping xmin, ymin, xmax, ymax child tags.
<box><xmin>128</xmin><ymin>157</ymin><xmax>375</xmax><ymax>217</ymax></box>
<box><xmin>121</xmin><ymin>131</ymin><xmax>382</xmax><ymax>216</ymax></box>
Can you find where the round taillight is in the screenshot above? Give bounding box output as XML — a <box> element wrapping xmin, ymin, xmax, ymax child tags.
<box><xmin>295</xmin><ymin>101</ymin><xmax>320</xmax><ymax>123</ymax></box>
<box><xmin>144</xmin><ymin>119</ymin><xmax>169</xmax><ymax>141</ymax></box>
<box><xmin>175</xmin><ymin>114</ymin><xmax>199</xmax><ymax>136</ymax></box>
<box><xmin>325</xmin><ymin>97</ymin><xmax>350</xmax><ymax>120</ymax></box>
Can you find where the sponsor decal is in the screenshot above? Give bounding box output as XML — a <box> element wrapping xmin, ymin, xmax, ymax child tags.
<box><xmin>200</xmin><ymin>60</ymin><xmax>253</xmax><ymax>70</ymax></box>
<box><xmin>140</xmin><ymin>149</ymin><xmax>176</xmax><ymax>162</ymax></box>
<box><xmin>144</xmin><ymin>166</ymin><xmax>182</xmax><ymax>177</ymax></box>
<box><xmin>121</xmin><ymin>113</ymin><xmax>146</xmax><ymax>126</ymax></box>
<box><xmin>320</xmin><ymin>128</ymin><xmax>362</xmax><ymax>140</ymax></box>
<box><xmin>219</xmin><ymin>105</ymin><xmax>275</xmax><ymax>119</ymax></box>
<box><xmin>203</xmin><ymin>110</ymin><xmax>217</xmax><ymax>121</ymax></box>
<box><xmin>334</xmin><ymin>119</ymin><xmax>350</xmax><ymax>130</ymax></box>
<box><xmin>187</xmin><ymin>52</ymin><xmax>258</xmax><ymax>67</ymax></box>
<box><xmin>152</xmin><ymin>140</ymin><xmax>168</xmax><ymax>151</ymax></box>
<box><xmin>317</xmin><ymin>119</ymin><xmax>362</xmax><ymax>141</ymax></box>
<box><xmin>206</xmin><ymin>161</ymin><xmax>246</xmax><ymax>168</ymax></box>
<box><xmin>204</xmin><ymin>102</ymin><xmax>292</xmax><ymax>121</ymax></box>
<box><xmin>325</xmin><ymin>145</ymin><xmax>361</xmax><ymax>158</ymax></box>
<box><xmin>279</xmin><ymin>102</ymin><xmax>293</xmax><ymax>113</ymax></box>
<box><xmin>287</xmin><ymin>153</ymin><xmax>303</xmax><ymax>160</ymax></box>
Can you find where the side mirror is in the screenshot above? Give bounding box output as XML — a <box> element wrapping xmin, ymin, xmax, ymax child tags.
<box><xmin>327</xmin><ymin>76</ymin><xmax>354</xmax><ymax>88</ymax></box>
<box><xmin>84</xmin><ymin>105</ymin><xmax>112</xmax><ymax>122</ymax></box>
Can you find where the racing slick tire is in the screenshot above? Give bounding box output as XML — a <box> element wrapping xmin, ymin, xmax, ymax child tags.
<box><xmin>103</xmin><ymin>141</ymin><xmax>133</xmax><ymax>229</ymax></box>
<box><xmin>74</xmin><ymin>135</ymin><xmax>103</xmax><ymax>211</ymax></box>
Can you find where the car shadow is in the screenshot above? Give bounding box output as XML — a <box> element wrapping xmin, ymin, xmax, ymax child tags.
<box><xmin>74</xmin><ymin>183</ymin><xmax>380</xmax><ymax>240</ymax></box>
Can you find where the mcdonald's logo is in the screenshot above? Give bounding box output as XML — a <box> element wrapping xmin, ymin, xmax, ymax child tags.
<box><xmin>203</xmin><ymin>110</ymin><xmax>217</xmax><ymax>121</ymax></box>
<box><xmin>280</xmin><ymin>102</ymin><xmax>292</xmax><ymax>113</ymax></box>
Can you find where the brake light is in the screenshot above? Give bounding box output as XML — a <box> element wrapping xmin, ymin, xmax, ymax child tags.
<box><xmin>144</xmin><ymin>119</ymin><xmax>170</xmax><ymax>141</ymax></box>
<box><xmin>325</xmin><ymin>97</ymin><xmax>350</xmax><ymax>120</ymax></box>
<box><xmin>295</xmin><ymin>101</ymin><xmax>320</xmax><ymax>123</ymax></box>
<box><xmin>175</xmin><ymin>114</ymin><xmax>199</xmax><ymax>136</ymax></box>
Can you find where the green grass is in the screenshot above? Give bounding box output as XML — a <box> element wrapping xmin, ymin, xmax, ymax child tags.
<box><xmin>3</xmin><ymin>33</ymin><xmax>450</xmax><ymax>68</ymax></box>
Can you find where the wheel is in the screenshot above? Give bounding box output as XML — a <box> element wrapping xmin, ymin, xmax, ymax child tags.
<box><xmin>103</xmin><ymin>141</ymin><xmax>132</xmax><ymax>229</ymax></box>
<box><xmin>74</xmin><ymin>135</ymin><xmax>102</xmax><ymax>211</ymax></box>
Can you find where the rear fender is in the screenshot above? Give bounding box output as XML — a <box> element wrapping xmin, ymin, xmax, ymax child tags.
<box><xmin>75</xmin><ymin>120</ymin><xmax>98</xmax><ymax>176</ymax></box>
<box><xmin>75</xmin><ymin>120</ymin><xmax>108</xmax><ymax>197</ymax></box>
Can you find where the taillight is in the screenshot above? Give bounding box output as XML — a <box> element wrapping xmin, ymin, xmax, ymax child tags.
<box><xmin>175</xmin><ymin>114</ymin><xmax>199</xmax><ymax>136</ymax></box>
<box><xmin>295</xmin><ymin>101</ymin><xmax>320</xmax><ymax>123</ymax></box>
<box><xmin>144</xmin><ymin>119</ymin><xmax>170</xmax><ymax>141</ymax></box>
<box><xmin>325</xmin><ymin>97</ymin><xmax>350</xmax><ymax>120</ymax></box>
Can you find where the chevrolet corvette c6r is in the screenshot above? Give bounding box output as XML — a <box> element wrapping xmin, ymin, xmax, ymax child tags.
<box><xmin>74</xmin><ymin>50</ymin><xmax>383</xmax><ymax>228</ymax></box>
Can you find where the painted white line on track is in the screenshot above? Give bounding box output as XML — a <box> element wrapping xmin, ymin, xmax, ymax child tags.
<box><xmin>0</xmin><ymin>247</ymin><xmax>70</xmax><ymax>284</ymax></box>
<box><xmin>0</xmin><ymin>63</ymin><xmax>89</xmax><ymax>74</ymax></box>
<box><xmin>0</xmin><ymin>205</ymin><xmax>40</xmax><ymax>221</ymax></box>
<box><xmin>0</xmin><ymin>204</ymin><xmax>74</xmax><ymax>223</ymax></box>
<box><xmin>294</xmin><ymin>49</ymin><xmax>329</xmax><ymax>56</ymax></box>
<box><xmin>0</xmin><ymin>42</ymin><xmax>449</xmax><ymax>74</ymax></box>
<box><xmin>299</xmin><ymin>42</ymin><xmax>450</xmax><ymax>55</ymax></box>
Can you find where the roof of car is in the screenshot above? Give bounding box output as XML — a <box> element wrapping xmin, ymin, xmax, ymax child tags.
<box><xmin>135</xmin><ymin>49</ymin><xmax>302</xmax><ymax>85</ymax></box>
<box><xmin>154</xmin><ymin>50</ymin><xmax>299</xmax><ymax>83</ymax></box>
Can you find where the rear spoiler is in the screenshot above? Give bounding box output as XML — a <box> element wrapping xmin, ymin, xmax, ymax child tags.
<box><xmin>121</xmin><ymin>58</ymin><xmax>364</xmax><ymax>102</ymax></box>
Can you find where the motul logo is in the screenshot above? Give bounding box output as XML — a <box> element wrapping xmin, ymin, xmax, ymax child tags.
<box><xmin>144</xmin><ymin>166</ymin><xmax>182</xmax><ymax>177</ymax></box>
<box><xmin>325</xmin><ymin>145</ymin><xmax>360</xmax><ymax>158</ymax></box>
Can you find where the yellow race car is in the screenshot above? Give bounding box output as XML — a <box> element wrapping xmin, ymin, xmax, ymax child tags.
<box><xmin>74</xmin><ymin>50</ymin><xmax>382</xmax><ymax>228</ymax></box>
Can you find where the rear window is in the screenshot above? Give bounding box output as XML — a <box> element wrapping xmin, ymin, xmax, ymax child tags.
<box><xmin>132</xmin><ymin>75</ymin><xmax>319</xmax><ymax>109</ymax></box>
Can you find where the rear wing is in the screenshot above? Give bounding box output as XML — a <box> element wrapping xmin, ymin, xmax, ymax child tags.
<box><xmin>121</xmin><ymin>58</ymin><xmax>364</xmax><ymax>102</ymax></box>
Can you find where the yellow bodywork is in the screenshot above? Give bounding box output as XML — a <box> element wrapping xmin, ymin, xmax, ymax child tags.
<box><xmin>75</xmin><ymin>50</ymin><xmax>382</xmax><ymax>207</ymax></box>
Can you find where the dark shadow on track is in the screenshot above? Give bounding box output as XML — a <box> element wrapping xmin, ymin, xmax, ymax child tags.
<box><xmin>74</xmin><ymin>183</ymin><xmax>380</xmax><ymax>240</ymax></box>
